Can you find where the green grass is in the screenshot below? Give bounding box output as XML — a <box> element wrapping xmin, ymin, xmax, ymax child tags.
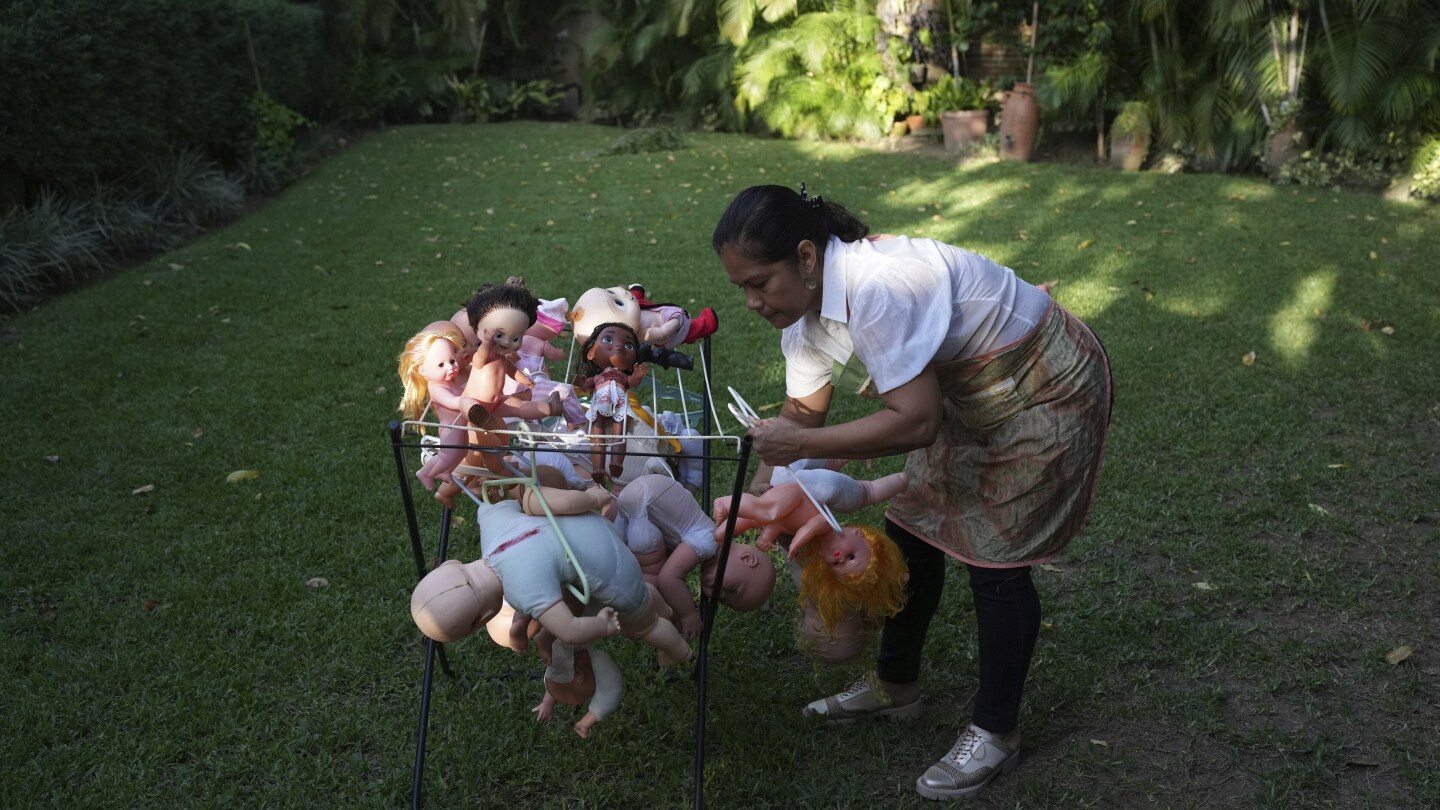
<box><xmin>3</xmin><ymin>121</ymin><xmax>1438</xmax><ymax>808</ymax></box>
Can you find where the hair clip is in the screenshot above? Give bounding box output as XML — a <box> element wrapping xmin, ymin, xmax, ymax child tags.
<box><xmin>810</xmin><ymin>195</ymin><xmax>824</xmax><ymax>210</ymax></box>
<box><xmin>799</xmin><ymin>180</ymin><xmax>809</xmax><ymax>201</ymax></box>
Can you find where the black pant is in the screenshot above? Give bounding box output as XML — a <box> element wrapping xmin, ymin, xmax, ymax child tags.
<box><xmin>876</xmin><ymin>519</ymin><xmax>1041</xmax><ymax>735</ymax></box>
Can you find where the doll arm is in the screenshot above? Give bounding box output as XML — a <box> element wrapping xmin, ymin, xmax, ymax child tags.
<box><xmin>573</xmin><ymin>374</ymin><xmax>593</xmax><ymax>392</ymax></box>
<box><xmin>537</xmin><ymin>602</ymin><xmax>621</xmax><ymax>646</ymax></box>
<box><xmin>655</xmin><ymin>544</ymin><xmax>705</xmax><ymax>640</ymax></box>
<box><xmin>508</xmin><ymin>610</ymin><xmax>533</xmax><ymax>654</ymax></box>
<box><xmin>518</xmin><ymin>484</ymin><xmax>613</xmax><ymax>516</ymax></box>
<box><xmin>532</xmin><ymin>690</ymin><xmax>557</xmax><ymax>721</ymax></box>
<box><xmin>625</xmin><ymin>363</ymin><xmax>649</xmax><ymax>388</ymax></box>
<box><xmin>857</xmin><ymin>472</ymin><xmax>909</xmax><ymax>507</ymax></box>
<box><xmin>786</xmin><ymin>514</ymin><xmax>834</xmax><ymax>560</ymax></box>
<box><xmin>427</xmin><ymin>380</ymin><xmax>467</xmax><ymax>414</ymax></box>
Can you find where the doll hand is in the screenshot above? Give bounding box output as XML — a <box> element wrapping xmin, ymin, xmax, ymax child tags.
<box><xmin>678</xmin><ymin>613</ymin><xmax>703</xmax><ymax>641</ymax></box>
<box><xmin>753</xmin><ymin>535</ymin><xmax>776</xmax><ymax>553</ymax></box>
<box><xmin>532</xmin><ymin>699</ymin><xmax>554</xmax><ymax>722</ymax></box>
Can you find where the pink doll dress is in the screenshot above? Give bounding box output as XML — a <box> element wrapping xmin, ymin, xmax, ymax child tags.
<box><xmin>587</xmin><ymin>367</ymin><xmax>632</xmax><ymax>425</ymax></box>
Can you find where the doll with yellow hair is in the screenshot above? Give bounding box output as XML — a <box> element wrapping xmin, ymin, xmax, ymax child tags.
<box><xmin>712</xmin><ymin>469</ymin><xmax>909</xmax><ymax>635</ymax></box>
<box><xmin>398</xmin><ymin>323</ymin><xmax>482</xmax><ymax>493</ymax></box>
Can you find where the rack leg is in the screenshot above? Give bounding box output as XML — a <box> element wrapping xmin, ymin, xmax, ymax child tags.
<box><xmin>692</xmin><ymin>435</ymin><xmax>752</xmax><ymax>810</ymax></box>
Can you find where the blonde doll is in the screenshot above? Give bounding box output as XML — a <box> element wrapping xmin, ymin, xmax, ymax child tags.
<box><xmin>398</xmin><ymin>323</ymin><xmax>476</xmax><ymax>492</ymax></box>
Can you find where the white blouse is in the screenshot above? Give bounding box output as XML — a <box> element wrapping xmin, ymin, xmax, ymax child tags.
<box><xmin>781</xmin><ymin>235</ymin><xmax>1050</xmax><ymax>397</ymax></box>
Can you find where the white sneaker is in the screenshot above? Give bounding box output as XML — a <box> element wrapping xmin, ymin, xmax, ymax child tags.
<box><xmin>800</xmin><ymin>676</ymin><xmax>922</xmax><ymax>723</ymax></box>
<box><xmin>915</xmin><ymin>724</ymin><xmax>1020</xmax><ymax>800</ymax></box>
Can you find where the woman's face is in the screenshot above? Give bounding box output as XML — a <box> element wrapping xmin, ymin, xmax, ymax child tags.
<box><xmin>720</xmin><ymin>241</ymin><xmax>820</xmax><ymax>330</ymax></box>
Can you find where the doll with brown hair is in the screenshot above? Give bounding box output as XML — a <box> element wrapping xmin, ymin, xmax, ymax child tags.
<box><xmin>573</xmin><ymin>322</ymin><xmax>648</xmax><ymax>481</ymax></box>
<box><xmin>398</xmin><ymin>323</ymin><xmax>475</xmax><ymax>492</ymax></box>
<box><xmin>459</xmin><ymin>279</ymin><xmax>562</xmax><ymax>429</ymax></box>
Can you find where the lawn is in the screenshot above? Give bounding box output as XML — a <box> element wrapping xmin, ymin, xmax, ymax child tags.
<box><xmin>2</xmin><ymin>121</ymin><xmax>1437</xmax><ymax>808</ymax></box>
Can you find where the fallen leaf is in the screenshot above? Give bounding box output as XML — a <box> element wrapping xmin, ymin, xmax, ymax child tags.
<box><xmin>1327</xmin><ymin>463</ymin><xmax>1350</xmax><ymax>469</ymax></box>
<box><xmin>230</xmin><ymin>242</ymin><xmax>251</xmax><ymax>251</ymax></box>
<box><xmin>1187</xmin><ymin>256</ymin><xmax>1198</xmax><ymax>264</ymax></box>
<box><xmin>1369</xmin><ymin>251</ymin><xmax>1378</xmax><ymax>260</ymax></box>
<box><xmin>45</xmin><ymin>455</ymin><xmax>59</xmax><ymax>463</ymax></box>
<box><xmin>1040</xmin><ymin>564</ymin><xmax>1064</xmax><ymax>573</ymax></box>
<box><xmin>305</xmin><ymin>577</ymin><xmax>330</xmax><ymax>589</ymax></box>
<box><xmin>1193</xmin><ymin>581</ymin><xmax>1215</xmax><ymax>591</ymax></box>
<box><xmin>1090</xmin><ymin>739</ymin><xmax>1109</xmax><ymax>747</ymax></box>
<box><xmin>132</xmin><ymin>484</ymin><xmax>154</xmax><ymax>495</ymax></box>
<box><xmin>1385</xmin><ymin>645</ymin><xmax>1413</xmax><ymax>665</ymax></box>
<box><xmin>1076</xmin><ymin>239</ymin><xmax>1093</xmax><ymax>251</ymax></box>
<box><xmin>192</xmin><ymin>427</ymin><xmax>205</xmax><ymax>439</ymax></box>
<box><xmin>372</xmin><ymin>385</ymin><xmax>387</xmax><ymax>394</ymax></box>
<box><xmin>1241</xmin><ymin>351</ymin><xmax>1256</xmax><ymax>366</ymax></box>
<box><xmin>1361</xmin><ymin>319</ymin><xmax>1373</xmax><ymax>332</ymax></box>
<box><xmin>226</xmin><ymin>470</ymin><xmax>260</xmax><ymax>484</ymax></box>
<box><xmin>143</xmin><ymin>599</ymin><xmax>160</xmax><ymax>612</ymax></box>
<box><xmin>1381</xmin><ymin>325</ymin><xmax>1395</xmax><ymax>335</ymax></box>
<box><xmin>1040</xmin><ymin>620</ymin><xmax>1056</xmax><ymax>632</ymax></box>
<box><xmin>1279</xmin><ymin>241</ymin><xmax>1291</xmax><ymax>246</ymax></box>
<box><xmin>1309</xmin><ymin>503</ymin><xmax>1331</xmax><ymax>516</ymax></box>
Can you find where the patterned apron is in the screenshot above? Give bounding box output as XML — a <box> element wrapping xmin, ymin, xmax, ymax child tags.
<box><xmin>885</xmin><ymin>301</ymin><xmax>1112</xmax><ymax>567</ymax></box>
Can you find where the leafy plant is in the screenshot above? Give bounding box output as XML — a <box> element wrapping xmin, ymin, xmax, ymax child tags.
<box><xmin>927</xmin><ymin>74</ymin><xmax>994</xmax><ymax>112</ymax></box>
<box><xmin>1111</xmin><ymin>101</ymin><xmax>1151</xmax><ymax>140</ymax></box>
<box><xmin>598</xmin><ymin>126</ymin><xmax>687</xmax><ymax>156</ymax></box>
<box><xmin>1412</xmin><ymin>137</ymin><xmax>1440</xmax><ymax>199</ymax></box>
<box><xmin>237</xmin><ymin>91</ymin><xmax>312</xmax><ymax>193</ymax></box>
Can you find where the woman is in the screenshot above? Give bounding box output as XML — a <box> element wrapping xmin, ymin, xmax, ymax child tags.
<box><xmin>713</xmin><ymin>184</ymin><xmax>1111</xmax><ymax>800</ymax></box>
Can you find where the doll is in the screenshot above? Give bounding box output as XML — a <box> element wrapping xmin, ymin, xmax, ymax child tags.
<box><xmin>531</xmin><ymin>633</ymin><xmax>622</xmax><ymax>739</ymax></box>
<box><xmin>568</xmin><ymin>286</ymin><xmax>642</xmax><ymax>343</ymax></box>
<box><xmin>410</xmin><ymin>499</ymin><xmax>690</xmax><ymax>666</ymax></box>
<box><xmin>626</xmin><ymin>283</ymin><xmax>719</xmax><ymax>348</ymax></box>
<box><xmin>398</xmin><ymin>323</ymin><xmax>474</xmax><ymax>492</ymax></box>
<box><xmin>573</xmin><ymin>322</ymin><xmax>648</xmax><ymax>481</ymax></box>
<box><xmin>612</xmin><ymin>474</ymin><xmax>777</xmax><ymax>638</ymax></box>
<box><xmin>712</xmin><ymin>469</ymin><xmax>910</xmax><ymax>634</ymax></box>
<box><xmin>510</xmin><ymin>296</ymin><xmax>587</xmax><ymax>429</ymax></box>
<box><xmin>459</xmin><ymin>280</ymin><xmax>562</xmax><ymax>427</ymax></box>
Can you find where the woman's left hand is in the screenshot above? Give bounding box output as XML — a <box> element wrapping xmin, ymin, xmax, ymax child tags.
<box><xmin>746</xmin><ymin>416</ymin><xmax>808</xmax><ymax>467</ymax></box>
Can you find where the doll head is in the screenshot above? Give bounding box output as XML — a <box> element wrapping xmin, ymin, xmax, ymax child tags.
<box><xmin>398</xmin><ymin>325</ymin><xmax>467</xmax><ymax>421</ymax></box>
<box><xmin>578</xmin><ymin>322</ymin><xmax>640</xmax><ymax>377</ymax></box>
<box><xmin>465</xmin><ymin>279</ymin><xmax>540</xmax><ymax>337</ymax></box>
<box><xmin>570</xmin><ymin>286</ymin><xmax>641</xmax><ymax>342</ymax></box>
<box><xmin>701</xmin><ymin>542</ymin><xmax>777</xmax><ymax>612</ymax></box>
<box><xmin>796</xmin><ymin>525</ymin><xmax>906</xmax><ymax>634</ymax></box>
<box><xmin>410</xmin><ymin>559</ymin><xmax>504</xmax><ymax>643</ymax></box>
<box><xmin>448</xmin><ymin>309</ymin><xmax>480</xmax><ymax>368</ymax></box>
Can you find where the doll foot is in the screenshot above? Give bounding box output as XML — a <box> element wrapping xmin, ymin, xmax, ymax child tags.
<box><xmin>467</xmin><ymin>403</ymin><xmax>498</xmax><ymax>430</ymax></box>
<box><xmin>609</xmin><ymin>462</ymin><xmax>624</xmax><ymax>478</ymax></box>
<box><xmin>434</xmin><ymin>482</ymin><xmax>459</xmax><ymax>510</ymax></box>
<box><xmin>414</xmin><ymin>469</ymin><xmax>437</xmax><ymax>491</ymax></box>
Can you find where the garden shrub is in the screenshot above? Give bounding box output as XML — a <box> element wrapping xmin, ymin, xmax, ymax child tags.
<box><xmin>1411</xmin><ymin>138</ymin><xmax>1440</xmax><ymax>201</ymax></box>
<box><xmin>599</xmin><ymin>127</ymin><xmax>688</xmax><ymax>156</ymax></box>
<box><xmin>236</xmin><ymin>91</ymin><xmax>313</xmax><ymax>193</ymax></box>
<box><xmin>0</xmin><ymin>0</ymin><xmax>322</xmax><ymax>195</ymax></box>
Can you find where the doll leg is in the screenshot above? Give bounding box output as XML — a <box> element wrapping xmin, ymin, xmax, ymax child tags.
<box><xmin>618</xmin><ymin>604</ymin><xmax>691</xmax><ymax>667</ymax></box>
<box><xmin>607</xmin><ymin>419</ymin><xmax>626</xmax><ymax>478</ymax></box>
<box><xmin>416</xmin><ymin>443</ymin><xmax>466</xmax><ymax>491</ymax></box>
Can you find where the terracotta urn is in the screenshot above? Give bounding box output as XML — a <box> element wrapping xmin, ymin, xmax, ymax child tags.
<box><xmin>998</xmin><ymin>82</ymin><xmax>1039</xmax><ymax>161</ymax></box>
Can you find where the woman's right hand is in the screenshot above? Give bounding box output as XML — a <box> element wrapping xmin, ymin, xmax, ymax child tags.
<box><xmin>746</xmin><ymin>416</ymin><xmax>809</xmax><ymax>468</ymax></box>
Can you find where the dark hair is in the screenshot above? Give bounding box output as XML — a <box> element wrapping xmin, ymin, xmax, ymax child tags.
<box><xmin>711</xmin><ymin>184</ymin><xmax>869</xmax><ymax>264</ymax></box>
<box><xmin>465</xmin><ymin>278</ymin><xmax>540</xmax><ymax>332</ymax></box>
<box><xmin>577</xmin><ymin>321</ymin><xmax>639</xmax><ymax>377</ymax></box>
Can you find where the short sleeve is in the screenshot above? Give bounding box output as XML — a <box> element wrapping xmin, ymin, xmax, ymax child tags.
<box><xmin>781</xmin><ymin>321</ymin><xmax>833</xmax><ymax>398</ymax></box>
<box><xmin>848</xmin><ymin>259</ymin><xmax>951</xmax><ymax>393</ymax></box>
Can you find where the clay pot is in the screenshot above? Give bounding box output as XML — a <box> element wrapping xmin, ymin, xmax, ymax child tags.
<box><xmin>1264</xmin><ymin>119</ymin><xmax>1302</xmax><ymax>177</ymax></box>
<box><xmin>905</xmin><ymin>114</ymin><xmax>926</xmax><ymax>133</ymax></box>
<box><xmin>1109</xmin><ymin>134</ymin><xmax>1150</xmax><ymax>171</ymax></box>
<box><xmin>941</xmin><ymin>110</ymin><xmax>988</xmax><ymax>154</ymax></box>
<box><xmin>998</xmin><ymin>82</ymin><xmax>1039</xmax><ymax>162</ymax></box>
